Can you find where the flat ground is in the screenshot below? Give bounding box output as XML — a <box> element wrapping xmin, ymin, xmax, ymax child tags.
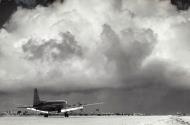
<box><xmin>0</xmin><ymin>116</ymin><xmax>190</xmax><ymax>125</ymax></box>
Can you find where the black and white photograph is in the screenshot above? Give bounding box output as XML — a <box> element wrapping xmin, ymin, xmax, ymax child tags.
<box><xmin>1</xmin><ymin>0</ymin><xmax>190</xmax><ymax>125</ymax></box>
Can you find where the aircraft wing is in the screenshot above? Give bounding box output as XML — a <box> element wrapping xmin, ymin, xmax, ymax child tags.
<box><xmin>61</xmin><ymin>106</ymin><xmax>84</xmax><ymax>113</ymax></box>
<box><xmin>26</xmin><ymin>108</ymin><xmax>49</xmax><ymax>114</ymax></box>
<box><xmin>17</xmin><ymin>105</ymin><xmax>49</xmax><ymax>114</ymax></box>
<box><xmin>61</xmin><ymin>102</ymin><xmax>103</xmax><ymax>113</ymax></box>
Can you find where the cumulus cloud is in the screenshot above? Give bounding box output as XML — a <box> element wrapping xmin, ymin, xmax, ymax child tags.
<box><xmin>2</xmin><ymin>0</ymin><xmax>190</xmax><ymax>113</ymax></box>
<box><xmin>22</xmin><ymin>32</ymin><xmax>82</xmax><ymax>61</ymax></box>
<box><xmin>100</xmin><ymin>24</ymin><xmax>157</xmax><ymax>87</ymax></box>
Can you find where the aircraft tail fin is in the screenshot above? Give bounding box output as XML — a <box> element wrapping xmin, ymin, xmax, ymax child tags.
<box><xmin>33</xmin><ymin>88</ymin><xmax>40</xmax><ymax>106</ymax></box>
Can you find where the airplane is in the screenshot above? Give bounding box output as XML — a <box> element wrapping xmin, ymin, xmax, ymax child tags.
<box><xmin>18</xmin><ymin>88</ymin><xmax>103</xmax><ymax>117</ymax></box>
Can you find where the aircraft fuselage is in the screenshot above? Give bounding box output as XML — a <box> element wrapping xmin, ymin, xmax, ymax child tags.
<box><xmin>34</xmin><ymin>101</ymin><xmax>67</xmax><ymax>112</ymax></box>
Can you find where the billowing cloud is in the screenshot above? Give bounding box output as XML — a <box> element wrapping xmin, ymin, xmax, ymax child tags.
<box><xmin>0</xmin><ymin>0</ymin><xmax>188</xmax><ymax>90</ymax></box>
<box><xmin>22</xmin><ymin>32</ymin><xmax>82</xmax><ymax>61</ymax></box>
<box><xmin>1</xmin><ymin>0</ymin><xmax>190</xmax><ymax>113</ymax></box>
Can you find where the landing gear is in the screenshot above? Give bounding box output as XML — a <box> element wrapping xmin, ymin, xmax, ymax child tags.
<box><xmin>44</xmin><ymin>114</ymin><xmax>49</xmax><ymax>117</ymax></box>
<box><xmin>58</xmin><ymin>109</ymin><xmax>61</xmax><ymax>113</ymax></box>
<box><xmin>64</xmin><ymin>112</ymin><xmax>69</xmax><ymax>117</ymax></box>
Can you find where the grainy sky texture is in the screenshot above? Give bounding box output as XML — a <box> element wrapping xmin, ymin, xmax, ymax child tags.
<box><xmin>0</xmin><ymin>0</ymin><xmax>190</xmax><ymax>114</ymax></box>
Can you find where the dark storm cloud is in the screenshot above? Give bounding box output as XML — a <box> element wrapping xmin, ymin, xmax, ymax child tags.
<box><xmin>96</xmin><ymin>84</ymin><xmax>190</xmax><ymax>114</ymax></box>
<box><xmin>98</xmin><ymin>59</ymin><xmax>190</xmax><ymax>114</ymax></box>
<box><xmin>0</xmin><ymin>0</ymin><xmax>17</xmax><ymax>28</ymax></box>
<box><xmin>15</xmin><ymin>0</ymin><xmax>64</xmax><ymax>7</ymax></box>
<box><xmin>22</xmin><ymin>32</ymin><xmax>82</xmax><ymax>61</ymax></box>
<box><xmin>0</xmin><ymin>0</ymin><xmax>64</xmax><ymax>28</ymax></box>
<box><xmin>15</xmin><ymin>0</ymin><xmax>36</xmax><ymax>6</ymax></box>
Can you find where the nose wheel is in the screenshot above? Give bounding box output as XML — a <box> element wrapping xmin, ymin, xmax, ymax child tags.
<box><xmin>44</xmin><ymin>114</ymin><xmax>49</xmax><ymax>117</ymax></box>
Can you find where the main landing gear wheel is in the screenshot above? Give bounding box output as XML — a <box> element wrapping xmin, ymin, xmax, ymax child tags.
<box><xmin>44</xmin><ymin>114</ymin><xmax>49</xmax><ymax>117</ymax></box>
<box><xmin>64</xmin><ymin>112</ymin><xmax>69</xmax><ymax>117</ymax></box>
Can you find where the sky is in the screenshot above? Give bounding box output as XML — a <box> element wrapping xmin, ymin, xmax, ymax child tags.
<box><xmin>1</xmin><ymin>0</ymin><xmax>190</xmax><ymax>114</ymax></box>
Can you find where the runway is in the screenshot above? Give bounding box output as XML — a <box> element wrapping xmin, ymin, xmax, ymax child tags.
<box><xmin>1</xmin><ymin>116</ymin><xmax>190</xmax><ymax>125</ymax></box>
